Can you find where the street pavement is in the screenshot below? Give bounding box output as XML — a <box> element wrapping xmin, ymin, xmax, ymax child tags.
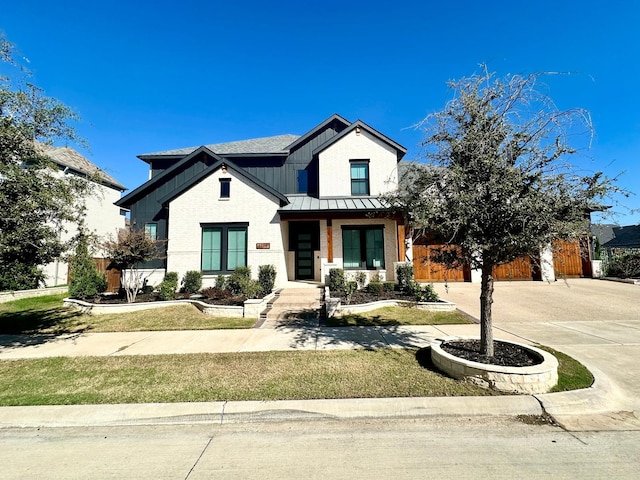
<box><xmin>0</xmin><ymin>278</ymin><xmax>638</xmax><ymax>431</ymax></box>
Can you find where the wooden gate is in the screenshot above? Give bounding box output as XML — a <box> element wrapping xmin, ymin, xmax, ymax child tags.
<box><xmin>413</xmin><ymin>245</ymin><xmax>466</xmax><ymax>282</ymax></box>
<box><xmin>554</xmin><ymin>240</ymin><xmax>588</xmax><ymax>278</ymax></box>
<box><xmin>493</xmin><ymin>256</ymin><xmax>534</xmax><ymax>281</ymax></box>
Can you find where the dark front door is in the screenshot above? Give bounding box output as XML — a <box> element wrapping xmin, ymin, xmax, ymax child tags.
<box><xmin>295</xmin><ymin>232</ymin><xmax>314</xmax><ymax>280</ymax></box>
<box><xmin>290</xmin><ymin>221</ymin><xmax>320</xmax><ymax>280</ymax></box>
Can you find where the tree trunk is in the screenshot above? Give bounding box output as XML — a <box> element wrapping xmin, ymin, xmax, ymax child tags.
<box><xmin>479</xmin><ymin>261</ymin><xmax>495</xmax><ymax>357</ymax></box>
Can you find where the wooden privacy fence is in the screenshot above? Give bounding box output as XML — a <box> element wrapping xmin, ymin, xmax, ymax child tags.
<box><xmin>412</xmin><ymin>245</ymin><xmax>467</xmax><ymax>282</ymax></box>
<box><xmin>413</xmin><ymin>239</ymin><xmax>589</xmax><ymax>282</ymax></box>
<box><xmin>67</xmin><ymin>258</ymin><xmax>121</xmax><ymax>293</ymax></box>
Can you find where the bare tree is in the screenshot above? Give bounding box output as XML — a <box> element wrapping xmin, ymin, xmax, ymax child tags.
<box><xmin>103</xmin><ymin>229</ymin><xmax>160</xmax><ymax>303</ymax></box>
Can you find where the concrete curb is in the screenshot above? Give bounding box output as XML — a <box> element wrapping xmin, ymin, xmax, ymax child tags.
<box><xmin>0</xmin><ymin>396</ymin><xmax>543</xmax><ymax>429</ymax></box>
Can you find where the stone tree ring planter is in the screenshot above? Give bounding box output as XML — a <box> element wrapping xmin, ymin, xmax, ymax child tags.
<box><xmin>430</xmin><ymin>336</ymin><xmax>559</xmax><ymax>394</ymax></box>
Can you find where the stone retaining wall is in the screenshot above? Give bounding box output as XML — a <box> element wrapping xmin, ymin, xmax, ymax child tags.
<box><xmin>0</xmin><ymin>286</ymin><xmax>68</xmax><ymax>304</ymax></box>
<box><xmin>431</xmin><ymin>336</ymin><xmax>559</xmax><ymax>394</ymax></box>
<box><xmin>63</xmin><ymin>291</ymin><xmax>277</xmax><ymax>318</ymax></box>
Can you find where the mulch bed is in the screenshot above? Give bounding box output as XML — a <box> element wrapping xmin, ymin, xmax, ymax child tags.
<box><xmin>441</xmin><ymin>339</ymin><xmax>542</xmax><ymax>367</ymax></box>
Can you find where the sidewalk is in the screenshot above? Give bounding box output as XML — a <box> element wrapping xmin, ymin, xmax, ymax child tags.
<box><xmin>1</xmin><ymin>278</ymin><xmax>639</xmax><ymax>431</ymax></box>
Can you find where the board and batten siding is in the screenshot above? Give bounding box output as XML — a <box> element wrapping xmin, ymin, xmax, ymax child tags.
<box><xmin>166</xmin><ymin>167</ymin><xmax>288</xmax><ymax>288</ymax></box>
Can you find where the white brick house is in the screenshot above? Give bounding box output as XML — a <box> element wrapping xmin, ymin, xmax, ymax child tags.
<box><xmin>116</xmin><ymin>114</ymin><xmax>408</xmax><ymax>288</ymax></box>
<box><xmin>37</xmin><ymin>145</ymin><xmax>127</xmax><ymax>286</ymax></box>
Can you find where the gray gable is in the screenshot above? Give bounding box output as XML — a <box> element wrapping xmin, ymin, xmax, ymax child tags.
<box><xmin>37</xmin><ymin>144</ymin><xmax>126</xmax><ymax>191</ymax></box>
<box><xmin>139</xmin><ymin>134</ymin><xmax>300</xmax><ymax>158</ymax></box>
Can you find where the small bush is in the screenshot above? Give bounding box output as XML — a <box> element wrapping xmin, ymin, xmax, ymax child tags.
<box><xmin>406</xmin><ymin>281</ymin><xmax>439</xmax><ymax>302</ymax></box>
<box><xmin>329</xmin><ymin>268</ymin><xmax>346</xmax><ymax>295</ymax></box>
<box><xmin>258</xmin><ymin>264</ymin><xmax>277</xmax><ymax>295</ymax></box>
<box><xmin>367</xmin><ymin>282</ymin><xmax>384</xmax><ymax>296</ymax></box>
<box><xmin>181</xmin><ymin>270</ymin><xmax>203</xmax><ymax>294</ymax></box>
<box><xmin>606</xmin><ymin>252</ymin><xmax>640</xmax><ymax>278</ymax></box>
<box><xmin>344</xmin><ymin>281</ymin><xmax>358</xmax><ymax>304</ymax></box>
<box><xmin>383</xmin><ymin>282</ymin><xmax>396</xmax><ymax>292</ymax></box>
<box><xmin>354</xmin><ymin>271</ymin><xmax>367</xmax><ymax>288</ymax></box>
<box><xmin>396</xmin><ymin>263</ymin><xmax>414</xmax><ymax>290</ymax></box>
<box><xmin>164</xmin><ymin>272</ymin><xmax>179</xmax><ymax>285</ymax></box>
<box><xmin>227</xmin><ymin>267</ymin><xmax>262</xmax><ymax>298</ymax></box>
<box><xmin>370</xmin><ymin>272</ymin><xmax>382</xmax><ymax>283</ymax></box>
<box><xmin>158</xmin><ymin>271</ymin><xmax>179</xmax><ymax>301</ymax></box>
<box><xmin>215</xmin><ymin>274</ymin><xmax>227</xmax><ymax>290</ymax></box>
<box><xmin>68</xmin><ymin>235</ymin><xmax>108</xmax><ymax>299</ymax></box>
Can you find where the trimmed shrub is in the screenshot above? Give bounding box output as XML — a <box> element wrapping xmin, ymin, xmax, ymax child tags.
<box><xmin>215</xmin><ymin>274</ymin><xmax>227</xmax><ymax>290</ymax></box>
<box><xmin>383</xmin><ymin>281</ymin><xmax>396</xmax><ymax>292</ymax></box>
<box><xmin>329</xmin><ymin>268</ymin><xmax>347</xmax><ymax>295</ymax></box>
<box><xmin>344</xmin><ymin>281</ymin><xmax>358</xmax><ymax>304</ymax></box>
<box><xmin>366</xmin><ymin>282</ymin><xmax>384</xmax><ymax>296</ymax></box>
<box><xmin>181</xmin><ymin>270</ymin><xmax>203</xmax><ymax>294</ymax></box>
<box><xmin>396</xmin><ymin>263</ymin><xmax>414</xmax><ymax>290</ymax></box>
<box><xmin>227</xmin><ymin>266</ymin><xmax>262</xmax><ymax>297</ymax></box>
<box><xmin>69</xmin><ymin>235</ymin><xmax>108</xmax><ymax>299</ymax></box>
<box><xmin>157</xmin><ymin>271</ymin><xmax>179</xmax><ymax>301</ymax></box>
<box><xmin>258</xmin><ymin>264</ymin><xmax>277</xmax><ymax>295</ymax></box>
<box><xmin>354</xmin><ymin>271</ymin><xmax>367</xmax><ymax>288</ymax></box>
<box><xmin>406</xmin><ymin>281</ymin><xmax>439</xmax><ymax>302</ymax></box>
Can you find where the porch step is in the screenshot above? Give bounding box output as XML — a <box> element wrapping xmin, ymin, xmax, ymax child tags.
<box><xmin>258</xmin><ymin>286</ymin><xmax>324</xmax><ymax>328</ymax></box>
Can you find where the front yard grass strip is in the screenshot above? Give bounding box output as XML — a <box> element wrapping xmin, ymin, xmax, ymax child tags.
<box><xmin>0</xmin><ymin>349</ymin><xmax>500</xmax><ymax>406</ymax></box>
<box><xmin>0</xmin><ymin>294</ymin><xmax>255</xmax><ymax>334</ymax></box>
<box><xmin>326</xmin><ymin>306</ymin><xmax>472</xmax><ymax>327</ymax></box>
<box><xmin>538</xmin><ymin>346</ymin><xmax>594</xmax><ymax>392</ymax></box>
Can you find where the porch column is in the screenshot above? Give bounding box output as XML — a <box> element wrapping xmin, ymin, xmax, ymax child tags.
<box><xmin>327</xmin><ymin>219</ymin><xmax>333</xmax><ymax>263</ymax></box>
<box><xmin>397</xmin><ymin>223</ymin><xmax>406</xmax><ymax>262</ymax></box>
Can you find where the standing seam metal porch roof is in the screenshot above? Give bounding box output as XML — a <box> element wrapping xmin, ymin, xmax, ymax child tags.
<box><xmin>279</xmin><ymin>195</ymin><xmax>390</xmax><ymax>213</ymax></box>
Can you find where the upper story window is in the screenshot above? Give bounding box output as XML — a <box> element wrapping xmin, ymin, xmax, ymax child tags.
<box><xmin>296</xmin><ymin>169</ymin><xmax>308</xmax><ymax>194</ymax></box>
<box><xmin>144</xmin><ymin>223</ymin><xmax>157</xmax><ymax>241</ymax></box>
<box><xmin>219</xmin><ymin>178</ymin><xmax>230</xmax><ymax>199</ymax></box>
<box><xmin>350</xmin><ymin>160</ymin><xmax>370</xmax><ymax>196</ymax></box>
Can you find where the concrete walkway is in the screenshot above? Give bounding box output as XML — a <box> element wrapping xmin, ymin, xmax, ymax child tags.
<box><xmin>0</xmin><ymin>278</ymin><xmax>639</xmax><ymax>431</ymax></box>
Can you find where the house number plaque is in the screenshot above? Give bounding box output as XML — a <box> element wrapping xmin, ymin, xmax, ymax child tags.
<box><xmin>256</xmin><ymin>243</ymin><xmax>270</xmax><ymax>249</ymax></box>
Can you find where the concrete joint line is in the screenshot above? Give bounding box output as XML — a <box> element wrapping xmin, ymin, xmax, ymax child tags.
<box><xmin>184</xmin><ymin>436</ymin><xmax>213</xmax><ymax>480</ymax></box>
<box><xmin>549</xmin><ymin>322</ymin><xmax>622</xmax><ymax>345</ymax></box>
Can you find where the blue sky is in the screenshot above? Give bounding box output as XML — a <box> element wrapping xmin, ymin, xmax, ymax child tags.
<box><xmin>2</xmin><ymin>0</ymin><xmax>639</xmax><ymax>224</ymax></box>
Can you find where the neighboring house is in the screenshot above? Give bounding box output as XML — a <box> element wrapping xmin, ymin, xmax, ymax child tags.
<box><xmin>115</xmin><ymin>114</ymin><xmax>408</xmax><ymax>288</ymax></box>
<box><xmin>37</xmin><ymin>144</ymin><xmax>127</xmax><ymax>287</ymax></box>
<box><xmin>591</xmin><ymin>223</ymin><xmax>640</xmax><ymax>258</ymax></box>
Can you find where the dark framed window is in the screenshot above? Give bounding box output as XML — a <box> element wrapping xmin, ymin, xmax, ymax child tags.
<box><xmin>220</xmin><ymin>178</ymin><xmax>230</xmax><ymax>198</ymax></box>
<box><xmin>144</xmin><ymin>223</ymin><xmax>157</xmax><ymax>241</ymax></box>
<box><xmin>201</xmin><ymin>223</ymin><xmax>248</xmax><ymax>273</ymax></box>
<box><xmin>350</xmin><ymin>160</ymin><xmax>370</xmax><ymax>195</ymax></box>
<box><xmin>296</xmin><ymin>169</ymin><xmax>308</xmax><ymax>194</ymax></box>
<box><xmin>342</xmin><ymin>226</ymin><xmax>385</xmax><ymax>269</ymax></box>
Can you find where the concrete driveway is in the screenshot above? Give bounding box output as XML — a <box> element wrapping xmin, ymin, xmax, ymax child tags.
<box><xmin>433</xmin><ymin>278</ymin><xmax>640</xmax><ymax>324</ymax></box>
<box><xmin>435</xmin><ymin>278</ymin><xmax>640</xmax><ymax>429</ymax></box>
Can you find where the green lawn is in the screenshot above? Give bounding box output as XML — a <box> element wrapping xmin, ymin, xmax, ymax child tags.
<box><xmin>326</xmin><ymin>305</ymin><xmax>472</xmax><ymax>327</ymax></box>
<box><xmin>0</xmin><ymin>294</ymin><xmax>594</xmax><ymax>406</ymax></box>
<box><xmin>0</xmin><ymin>349</ymin><xmax>499</xmax><ymax>406</ymax></box>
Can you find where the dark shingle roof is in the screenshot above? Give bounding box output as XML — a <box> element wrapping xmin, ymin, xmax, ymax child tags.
<box><xmin>37</xmin><ymin>144</ymin><xmax>126</xmax><ymax>191</ymax></box>
<box><xmin>139</xmin><ymin>134</ymin><xmax>300</xmax><ymax>158</ymax></box>
<box><xmin>592</xmin><ymin>224</ymin><xmax>640</xmax><ymax>248</ymax></box>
